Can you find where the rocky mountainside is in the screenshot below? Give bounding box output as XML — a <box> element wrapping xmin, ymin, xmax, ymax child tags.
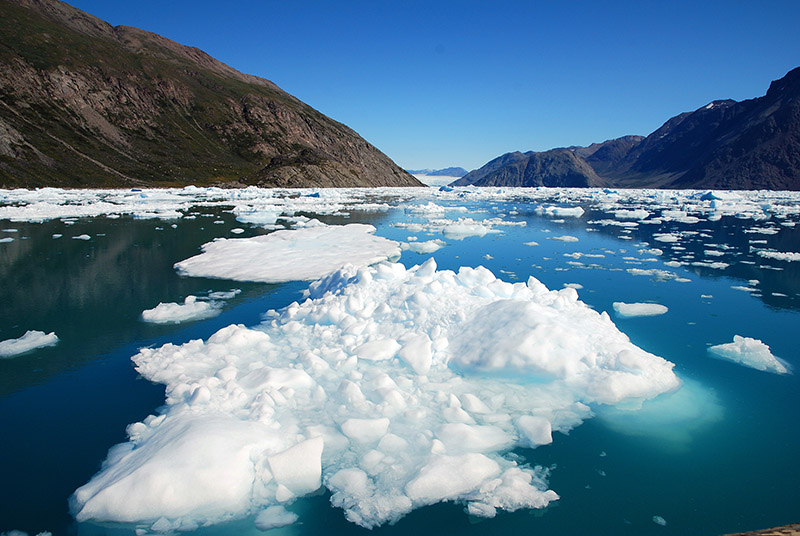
<box><xmin>457</xmin><ymin>67</ymin><xmax>800</xmax><ymax>190</ymax></box>
<box><xmin>0</xmin><ymin>0</ymin><xmax>422</xmax><ymax>188</ymax></box>
<box><xmin>452</xmin><ymin>149</ymin><xmax>604</xmax><ymax>187</ymax></box>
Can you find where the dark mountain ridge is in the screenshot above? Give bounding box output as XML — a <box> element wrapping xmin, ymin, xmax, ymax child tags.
<box><xmin>456</xmin><ymin>67</ymin><xmax>800</xmax><ymax>190</ymax></box>
<box><xmin>0</xmin><ymin>0</ymin><xmax>422</xmax><ymax>188</ymax></box>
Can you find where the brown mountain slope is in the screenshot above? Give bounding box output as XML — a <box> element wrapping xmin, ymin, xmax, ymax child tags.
<box><xmin>0</xmin><ymin>0</ymin><xmax>422</xmax><ymax>188</ymax></box>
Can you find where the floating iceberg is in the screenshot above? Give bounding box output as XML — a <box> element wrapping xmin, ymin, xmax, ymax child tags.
<box><xmin>708</xmin><ymin>336</ymin><xmax>789</xmax><ymax>374</ymax></box>
<box><xmin>141</xmin><ymin>296</ymin><xmax>222</xmax><ymax>324</ymax></box>
<box><xmin>72</xmin><ymin>259</ymin><xmax>680</xmax><ymax>531</ymax></box>
<box><xmin>0</xmin><ymin>330</ymin><xmax>59</xmax><ymax>358</ymax></box>
<box><xmin>174</xmin><ymin>223</ymin><xmax>401</xmax><ymax>283</ymax></box>
<box><xmin>613</xmin><ymin>302</ymin><xmax>669</xmax><ymax>318</ymax></box>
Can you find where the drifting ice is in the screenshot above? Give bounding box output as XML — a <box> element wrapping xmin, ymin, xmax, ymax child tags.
<box><xmin>0</xmin><ymin>330</ymin><xmax>59</xmax><ymax>358</ymax></box>
<box><xmin>72</xmin><ymin>259</ymin><xmax>680</xmax><ymax>531</ymax></box>
<box><xmin>141</xmin><ymin>296</ymin><xmax>222</xmax><ymax>324</ymax></box>
<box><xmin>708</xmin><ymin>335</ymin><xmax>789</xmax><ymax>374</ymax></box>
<box><xmin>174</xmin><ymin>223</ymin><xmax>400</xmax><ymax>283</ymax></box>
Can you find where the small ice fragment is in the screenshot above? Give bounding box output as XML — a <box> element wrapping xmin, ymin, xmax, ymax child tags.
<box><xmin>141</xmin><ymin>296</ymin><xmax>221</xmax><ymax>324</ymax></box>
<box><xmin>340</xmin><ymin>418</ymin><xmax>390</xmax><ymax>443</ymax></box>
<box><xmin>708</xmin><ymin>336</ymin><xmax>789</xmax><ymax>374</ymax></box>
<box><xmin>549</xmin><ymin>235</ymin><xmax>579</xmax><ymax>242</ymax></box>
<box><xmin>405</xmin><ymin>239</ymin><xmax>445</xmax><ymax>254</ymax></box>
<box><xmin>0</xmin><ymin>330</ymin><xmax>59</xmax><ymax>358</ymax></box>
<box><xmin>612</xmin><ymin>302</ymin><xmax>668</xmax><ymax>318</ymax></box>
<box><xmin>72</xmin><ymin>234</ymin><xmax>91</xmax><ymax>240</ymax></box>
<box><xmin>442</xmin><ymin>223</ymin><xmax>488</xmax><ymax>240</ymax></box>
<box><xmin>254</xmin><ymin>505</ymin><xmax>298</xmax><ymax>530</ymax></box>
<box><xmin>653</xmin><ymin>515</ymin><xmax>667</xmax><ymax>526</ymax></box>
<box><xmin>0</xmin><ymin>237</ymin><xmax>13</xmax><ymax>243</ymax></box>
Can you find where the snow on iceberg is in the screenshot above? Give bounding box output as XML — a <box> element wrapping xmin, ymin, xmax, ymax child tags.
<box><xmin>141</xmin><ymin>296</ymin><xmax>222</xmax><ymax>324</ymax></box>
<box><xmin>708</xmin><ymin>335</ymin><xmax>790</xmax><ymax>374</ymax></box>
<box><xmin>72</xmin><ymin>259</ymin><xmax>680</xmax><ymax>531</ymax></box>
<box><xmin>174</xmin><ymin>223</ymin><xmax>401</xmax><ymax>283</ymax></box>
<box><xmin>612</xmin><ymin>302</ymin><xmax>669</xmax><ymax>318</ymax></box>
<box><xmin>0</xmin><ymin>330</ymin><xmax>59</xmax><ymax>358</ymax></box>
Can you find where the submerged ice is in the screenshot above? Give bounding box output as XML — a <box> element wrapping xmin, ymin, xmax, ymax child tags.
<box><xmin>72</xmin><ymin>259</ymin><xmax>680</xmax><ymax>531</ymax></box>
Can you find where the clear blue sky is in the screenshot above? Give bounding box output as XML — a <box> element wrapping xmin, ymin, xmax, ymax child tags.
<box><xmin>68</xmin><ymin>0</ymin><xmax>800</xmax><ymax>172</ymax></box>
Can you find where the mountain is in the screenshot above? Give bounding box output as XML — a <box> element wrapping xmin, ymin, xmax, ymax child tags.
<box><xmin>452</xmin><ymin>149</ymin><xmax>604</xmax><ymax>187</ymax></box>
<box><xmin>0</xmin><ymin>0</ymin><xmax>422</xmax><ymax>188</ymax></box>
<box><xmin>456</xmin><ymin>67</ymin><xmax>800</xmax><ymax>190</ymax></box>
<box><xmin>406</xmin><ymin>167</ymin><xmax>468</xmax><ymax>177</ymax></box>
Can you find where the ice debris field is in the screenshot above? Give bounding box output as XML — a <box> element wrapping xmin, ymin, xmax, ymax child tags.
<box><xmin>2</xmin><ymin>185</ymin><xmax>799</xmax><ymax>533</ymax></box>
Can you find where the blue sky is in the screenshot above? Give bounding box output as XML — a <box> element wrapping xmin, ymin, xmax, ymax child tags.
<box><xmin>69</xmin><ymin>0</ymin><xmax>800</xmax><ymax>172</ymax></box>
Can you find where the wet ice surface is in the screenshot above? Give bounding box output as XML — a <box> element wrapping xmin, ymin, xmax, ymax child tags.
<box><xmin>174</xmin><ymin>223</ymin><xmax>401</xmax><ymax>283</ymax></box>
<box><xmin>0</xmin><ymin>330</ymin><xmax>59</xmax><ymax>358</ymax></box>
<box><xmin>1</xmin><ymin>186</ymin><xmax>800</xmax><ymax>535</ymax></box>
<box><xmin>708</xmin><ymin>336</ymin><xmax>790</xmax><ymax>374</ymax></box>
<box><xmin>141</xmin><ymin>296</ymin><xmax>223</xmax><ymax>325</ymax></box>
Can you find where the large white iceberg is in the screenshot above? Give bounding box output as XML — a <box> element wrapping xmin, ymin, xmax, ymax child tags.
<box><xmin>174</xmin><ymin>223</ymin><xmax>400</xmax><ymax>283</ymax></box>
<box><xmin>72</xmin><ymin>259</ymin><xmax>680</xmax><ymax>531</ymax></box>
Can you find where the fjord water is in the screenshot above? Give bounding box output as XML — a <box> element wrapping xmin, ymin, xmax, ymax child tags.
<box><xmin>0</xmin><ymin>189</ymin><xmax>798</xmax><ymax>536</ymax></box>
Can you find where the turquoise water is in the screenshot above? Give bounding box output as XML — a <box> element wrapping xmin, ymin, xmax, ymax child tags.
<box><xmin>1</xmin><ymin>191</ymin><xmax>798</xmax><ymax>535</ymax></box>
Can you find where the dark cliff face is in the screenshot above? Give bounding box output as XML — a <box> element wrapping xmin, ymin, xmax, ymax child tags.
<box><xmin>456</xmin><ymin>67</ymin><xmax>800</xmax><ymax>190</ymax></box>
<box><xmin>0</xmin><ymin>0</ymin><xmax>422</xmax><ymax>188</ymax></box>
<box><xmin>608</xmin><ymin>66</ymin><xmax>800</xmax><ymax>190</ymax></box>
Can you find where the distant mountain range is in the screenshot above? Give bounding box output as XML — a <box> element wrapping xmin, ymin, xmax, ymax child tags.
<box><xmin>0</xmin><ymin>0</ymin><xmax>422</xmax><ymax>188</ymax></box>
<box><xmin>455</xmin><ymin>67</ymin><xmax>800</xmax><ymax>190</ymax></box>
<box><xmin>405</xmin><ymin>167</ymin><xmax>468</xmax><ymax>177</ymax></box>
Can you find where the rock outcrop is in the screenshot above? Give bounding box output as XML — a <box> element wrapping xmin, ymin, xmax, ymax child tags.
<box><xmin>0</xmin><ymin>0</ymin><xmax>422</xmax><ymax>188</ymax></box>
<box><xmin>457</xmin><ymin>67</ymin><xmax>800</xmax><ymax>190</ymax></box>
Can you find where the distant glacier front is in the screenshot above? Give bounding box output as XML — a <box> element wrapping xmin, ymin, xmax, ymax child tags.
<box><xmin>0</xmin><ymin>186</ymin><xmax>798</xmax><ymax>536</ymax></box>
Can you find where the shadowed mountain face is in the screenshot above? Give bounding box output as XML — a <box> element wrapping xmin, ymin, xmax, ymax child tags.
<box><xmin>452</xmin><ymin>149</ymin><xmax>604</xmax><ymax>187</ymax></box>
<box><xmin>456</xmin><ymin>67</ymin><xmax>800</xmax><ymax>190</ymax></box>
<box><xmin>0</xmin><ymin>0</ymin><xmax>422</xmax><ymax>188</ymax></box>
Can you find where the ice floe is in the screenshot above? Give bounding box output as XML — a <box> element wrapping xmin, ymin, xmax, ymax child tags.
<box><xmin>0</xmin><ymin>330</ymin><xmax>59</xmax><ymax>358</ymax></box>
<box><xmin>71</xmin><ymin>259</ymin><xmax>680</xmax><ymax>531</ymax></box>
<box><xmin>755</xmin><ymin>250</ymin><xmax>800</xmax><ymax>262</ymax></box>
<box><xmin>402</xmin><ymin>239</ymin><xmax>446</xmax><ymax>254</ymax></box>
<box><xmin>174</xmin><ymin>223</ymin><xmax>401</xmax><ymax>283</ymax></box>
<box><xmin>612</xmin><ymin>302</ymin><xmax>669</xmax><ymax>318</ymax></box>
<box><xmin>141</xmin><ymin>296</ymin><xmax>222</xmax><ymax>324</ymax></box>
<box><xmin>708</xmin><ymin>336</ymin><xmax>789</xmax><ymax>374</ymax></box>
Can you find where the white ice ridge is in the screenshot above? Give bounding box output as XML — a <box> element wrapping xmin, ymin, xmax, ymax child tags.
<box><xmin>612</xmin><ymin>302</ymin><xmax>668</xmax><ymax>318</ymax></box>
<box><xmin>72</xmin><ymin>259</ymin><xmax>680</xmax><ymax>531</ymax></box>
<box><xmin>708</xmin><ymin>335</ymin><xmax>790</xmax><ymax>374</ymax></box>
<box><xmin>141</xmin><ymin>296</ymin><xmax>222</xmax><ymax>324</ymax></box>
<box><xmin>0</xmin><ymin>330</ymin><xmax>59</xmax><ymax>358</ymax></box>
<box><xmin>174</xmin><ymin>223</ymin><xmax>401</xmax><ymax>283</ymax></box>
